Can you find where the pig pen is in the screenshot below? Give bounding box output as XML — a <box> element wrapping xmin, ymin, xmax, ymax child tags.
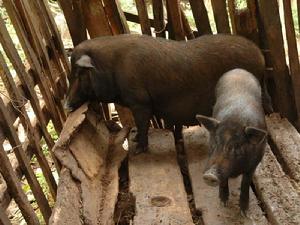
<box><xmin>49</xmin><ymin>104</ymin><xmax>300</xmax><ymax>225</ymax></box>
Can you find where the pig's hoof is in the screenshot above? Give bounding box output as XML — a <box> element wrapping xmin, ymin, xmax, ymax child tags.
<box><xmin>240</xmin><ymin>210</ymin><xmax>248</xmax><ymax>218</ymax></box>
<box><xmin>220</xmin><ymin>200</ymin><xmax>228</xmax><ymax>207</ymax></box>
<box><xmin>134</xmin><ymin>146</ymin><xmax>148</xmax><ymax>154</ymax></box>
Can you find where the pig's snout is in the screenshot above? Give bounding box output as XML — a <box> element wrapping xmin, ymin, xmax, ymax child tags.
<box><xmin>203</xmin><ymin>167</ymin><xmax>220</xmax><ymax>187</ymax></box>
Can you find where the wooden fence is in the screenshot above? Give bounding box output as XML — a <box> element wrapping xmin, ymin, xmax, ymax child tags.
<box><xmin>1</xmin><ymin>0</ymin><xmax>300</xmax><ymax>224</ymax></box>
<box><xmin>0</xmin><ymin>0</ymin><xmax>68</xmax><ymax>224</ymax></box>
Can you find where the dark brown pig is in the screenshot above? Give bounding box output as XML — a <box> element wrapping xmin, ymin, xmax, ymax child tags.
<box><xmin>196</xmin><ymin>68</ymin><xmax>267</xmax><ymax>215</ymax></box>
<box><xmin>65</xmin><ymin>34</ymin><xmax>271</xmax><ymax>154</ymax></box>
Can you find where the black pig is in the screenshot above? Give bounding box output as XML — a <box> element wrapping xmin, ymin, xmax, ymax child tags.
<box><xmin>196</xmin><ymin>68</ymin><xmax>267</xmax><ymax>215</ymax></box>
<box><xmin>65</xmin><ymin>34</ymin><xmax>271</xmax><ymax>154</ymax></box>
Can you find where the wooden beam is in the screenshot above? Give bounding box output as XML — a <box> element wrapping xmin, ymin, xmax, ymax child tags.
<box><xmin>180</xmin><ymin>8</ymin><xmax>195</xmax><ymax>40</ymax></box>
<box><xmin>103</xmin><ymin>0</ymin><xmax>130</xmax><ymax>34</ymax></box>
<box><xmin>228</xmin><ymin>0</ymin><xmax>236</xmax><ymax>34</ymax></box>
<box><xmin>0</xmin><ymin>13</ymin><xmax>56</xmax><ymax>148</ymax></box>
<box><xmin>135</xmin><ymin>0</ymin><xmax>152</xmax><ymax>35</ymax></box>
<box><xmin>253</xmin><ymin>145</ymin><xmax>300</xmax><ymax>224</ymax></box>
<box><xmin>266</xmin><ymin>114</ymin><xmax>300</xmax><ymax>184</ymax></box>
<box><xmin>152</xmin><ymin>0</ymin><xmax>166</xmax><ymax>38</ymax></box>
<box><xmin>165</xmin><ymin>0</ymin><xmax>185</xmax><ymax>40</ymax></box>
<box><xmin>258</xmin><ymin>0</ymin><xmax>296</xmax><ymax>121</ymax></box>
<box><xmin>211</xmin><ymin>0</ymin><xmax>231</xmax><ymax>33</ymax></box>
<box><xmin>0</xmin><ymin>144</ymin><xmax>39</xmax><ymax>225</ymax></box>
<box><xmin>2</xmin><ymin>0</ymin><xmax>65</xmax><ymax>132</ymax></box>
<box><xmin>0</xmin><ymin>96</ymin><xmax>52</xmax><ymax>222</ymax></box>
<box><xmin>57</xmin><ymin>0</ymin><xmax>87</xmax><ymax>46</ymax></box>
<box><xmin>83</xmin><ymin>0</ymin><xmax>112</xmax><ymax>37</ymax></box>
<box><xmin>0</xmin><ymin>52</ymin><xmax>57</xmax><ymax>201</ymax></box>
<box><xmin>282</xmin><ymin>0</ymin><xmax>300</xmax><ymax>125</ymax></box>
<box><xmin>189</xmin><ymin>0</ymin><xmax>212</xmax><ymax>35</ymax></box>
<box><xmin>129</xmin><ymin>129</ymin><xmax>193</xmax><ymax>224</ymax></box>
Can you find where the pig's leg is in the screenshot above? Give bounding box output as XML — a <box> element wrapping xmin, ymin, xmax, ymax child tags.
<box><xmin>219</xmin><ymin>179</ymin><xmax>229</xmax><ymax>206</ymax></box>
<box><xmin>131</xmin><ymin>105</ymin><xmax>152</xmax><ymax>154</ymax></box>
<box><xmin>174</xmin><ymin>124</ymin><xmax>183</xmax><ymax>142</ymax></box>
<box><xmin>240</xmin><ymin>172</ymin><xmax>253</xmax><ymax>215</ymax></box>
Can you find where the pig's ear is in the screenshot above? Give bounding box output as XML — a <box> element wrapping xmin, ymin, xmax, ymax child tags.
<box><xmin>245</xmin><ymin>127</ymin><xmax>267</xmax><ymax>145</ymax></box>
<box><xmin>75</xmin><ymin>55</ymin><xmax>95</xmax><ymax>68</ymax></box>
<box><xmin>196</xmin><ymin>115</ymin><xmax>220</xmax><ymax>131</ymax></box>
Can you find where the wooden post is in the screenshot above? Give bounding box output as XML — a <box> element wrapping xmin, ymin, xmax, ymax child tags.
<box><xmin>0</xmin><ymin>96</ymin><xmax>52</xmax><ymax>222</ymax></box>
<box><xmin>58</xmin><ymin>0</ymin><xmax>87</xmax><ymax>46</ymax></box>
<box><xmin>189</xmin><ymin>0</ymin><xmax>212</xmax><ymax>35</ymax></box>
<box><xmin>103</xmin><ymin>0</ymin><xmax>130</xmax><ymax>34</ymax></box>
<box><xmin>228</xmin><ymin>0</ymin><xmax>236</xmax><ymax>34</ymax></box>
<box><xmin>2</xmin><ymin>0</ymin><xmax>65</xmax><ymax>132</ymax></box>
<box><xmin>0</xmin><ymin>145</ymin><xmax>39</xmax><ymax>225</ymax></box>
<box><xmin>180</xmin><ymin>8</ymin><xmax>195</xmax><ymax>40</ymax></box>
<box><xmin>0</xmin><ymin>52</ymin><xmax>58</xmax><ymax>201</ymax></box>
<box><xmin>135</xmin><ymin>0</ymin><xmax>152</xmax><ymax>35</ymax></box>
<box><xmin>166</xmin><ymin>0</ymin><xmax>185</xmax><ymax>40</ymax></box>
<box><xmin>282</xmin><ymin>0</ymin><xmax>300</xmax><ymax>125</ymax></box>
<box><xmin>152</xmin><ymin>0</ymin><xmax>166</xmax><ymax>38</ymax></box>
<box><xmin>258</xmin><ymin>0</ymin><xmax>296</xmax><ymax>121</ymax></box>
<box><xmin>83</xmin><ymin>0</ymin><xmax>112</xmax><ymax>37</ymax></box>
<box><xmin>0</xmin><ymin>14</ymin><xmax>56</xmax><ymax>148</ymax></box>
<box><xmin>211</xmin><ymin>0</ymin><xmax>231</xmax><ymax>33</ymax></box>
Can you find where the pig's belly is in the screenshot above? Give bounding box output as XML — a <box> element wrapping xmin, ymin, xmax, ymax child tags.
<box><xmin>153</xmin><ymin>95</ymin><xmax>214</xmax><ymax>126</ymax></box>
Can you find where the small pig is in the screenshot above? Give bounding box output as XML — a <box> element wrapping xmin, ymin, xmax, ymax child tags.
<box><xmin>65</xmin><ymin>34</ymin><xmax>271</xmax><ymax>154</ymax></box>
<box><xmin>196</xmin><ymin>68</ymin><xmax>267</xmax><ymax>214</ymax></box>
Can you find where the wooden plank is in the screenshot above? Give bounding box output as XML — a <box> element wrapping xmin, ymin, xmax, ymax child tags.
<box><xmin>129</xmin><ymin>128</ymin><xmax>194</xmax><ymax>225</ymax></box>
<box><xmin>258</xmin><ymin>0</ymin><xmax>296</xmax><ymax>121</ymax></box>
<box><xmin>165</xmin><ymin>0</ymin><xmax>185</xmax><ymax>40</ymax></box>
<box><xmin>83</xmin><ymin>0</ymin><xmax>112</xmax><ymax>37</ymax></box>
<box><xmin>1</xmin><ymin>0</ymin><xmax>64</xmax><ymax>129</ymax></box>
<box><xmin>52</xmin><ymin>110</ymin><xmax>128</xmax><ymax>224</ymax></box>
<box><xmin>152</xmin><ymin>0</ymin><xmax>166</xmax><ymax>38</ymax></box>
<box><xmin>183</xmin><ymin>126</ymin><xmax>269</xmax><ymax>225</ymax></box>
<box><xmin>17</xmin><ymin>0</ymin><xmax>67</xmax><ymax>108</ymax></box>
<box><xmin>3</xmin><ymin>0</ymin><xmax>66</xmax><ymax>130</ymax></box>
<box><xmin>49</xmin><ymin>169</ymin><xmax>82</xmax><ymax>225</ymax></box>
<box><xmin>266</xmin><ymin>113</ymin><xmax>300</xmax><ymax>184</ymax></box>
<box><xmin>228</xmin><ymin>0</ymin><xmax>236</xmax><ymax>34</ymax></box>
<box><xmin>58</xmin><ymin>0</ymin><xmax>87</xmax><ymax>46</ymax></box>
<box><xmin>0</xmin><ymin>205</ymin><xmax>12</xmax><ymax>225</ymax></box>
<box><xmin>211</xmin><ymin>0</ymin><xmax>231</xmax><ymax>33</ymax></box>
<box><xmin>0</xmin><ymin>145</ymin><xmax>39</xmax><ymax>225</ymax></box>
<box><xmin>0</xmin><ymin>13</ymin><xmax>56</xmax><ymax>149</ymax></box>
<box><xmin>40</xmin><ymin>0</ymin><xmax>71</xmax><ymax>75</ymax></box>
<box><xmin>103</xmin><ymin>0</ymin><xmax>130</xmax><ymax>34</ymax></box>
<box><xmin>0</xmin><ymin>97</ymin><xmax>52</xmax><ymax>222</ymax></box>
<box><xmin>25</xmin><ymin>0</ymin><xmax>69</xmax><ymax>97</ymax></box>
<box><xmin>0</xmin><ymin>52</ymin><xmax>57</xmax><ymax>200</ymax></box>
<box><xmin>246</xmin><ymin>0</ymin><xmax>260</xmax><ymax>44</ymax></box>
<box><xmin>253</xmin><ymin>145</ymin><xmax>300</xmax><ymax>225</ymax></box>
<box><xmin>134</xmin><ymin>0</ymin><xmax>152</xmax><ymax>35</ymax></box>
<box><xmin>124</xmin><ymin>11</ymin><xmax>155</xmax><ymax>27</ymax></box>
<box><xmin>282</xmin><ymin>0</ymin><xmax>300</xmax><ymax>125</ymax></box>
<box><xmin>189</xmin><ymin>0</ymin><xmax>212</xmax><ymax>35</ymax></box>
<box><xmin>180</xmin><ymin>8</ymin><xmax>195</xmax><ymax>40</ymax></box>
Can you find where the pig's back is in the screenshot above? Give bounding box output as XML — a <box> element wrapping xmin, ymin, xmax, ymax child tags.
<box><xmin>213</xmin><ymin>69</ymin><xmax>265</xmax><ymax>128</ymax></box>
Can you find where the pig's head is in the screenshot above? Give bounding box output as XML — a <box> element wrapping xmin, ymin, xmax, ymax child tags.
<box><xmin>196</xmin><ymin>115</ymin><xmax>267</xmax><ymax>187</ymax></box>
<box><xmin>65</xmin><ymin>52</ymin><xmax>118</xmax><ymax>112</ymax></box>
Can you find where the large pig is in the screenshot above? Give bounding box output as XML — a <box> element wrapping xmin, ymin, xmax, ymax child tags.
<box><xmin>196</xmin><ymin>68</ymin><xmax>267</xmax><ymax>214</ymax></box>
<box><xmin>65</xmin><ymin>34</ymin><xmax>271</xmax><ymax>154</ymax></box>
